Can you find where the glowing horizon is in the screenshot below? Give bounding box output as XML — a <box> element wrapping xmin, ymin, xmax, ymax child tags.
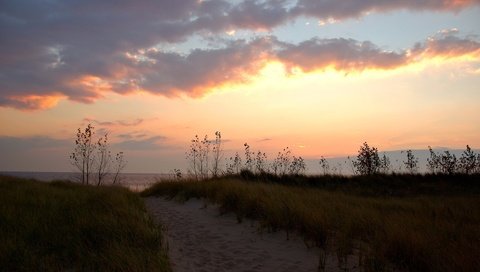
<box><xmin>1</xmin><ymin>1</ymin><xmax>479</xmax><ymax>172</ymax></box>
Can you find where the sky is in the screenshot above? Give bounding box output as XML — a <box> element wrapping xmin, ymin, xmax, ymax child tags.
<box><xmin>1</xmin><ymin>0</ymin><xmax>479</xmax><ymax>173</ymax></box>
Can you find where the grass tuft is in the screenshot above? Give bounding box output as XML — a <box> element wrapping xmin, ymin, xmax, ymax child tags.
<box><xmin>0</xmin><ymin>175</ymin><xmax>170</xmax><ymax>272</ymax></box>
<box><xmin>142</xmin><ymin>174</ymin><xmax>480</xmax><ymax>272</ymax></box>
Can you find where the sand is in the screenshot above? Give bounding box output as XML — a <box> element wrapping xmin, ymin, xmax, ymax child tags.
<box><xmin>145</xmin><ymin>197</ymin><xmax>360</xmax><ymax>272</ymax></box>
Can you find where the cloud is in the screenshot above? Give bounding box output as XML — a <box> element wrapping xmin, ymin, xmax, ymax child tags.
<box><xmin>115</xmin><ymin>136</ymin><xmax>167</xmax><ymax>150</ymax></box>
<box><xmin>124</xmin><ymin>38</ymin><xmax>274</xmax><ymax>96</ymax></box>
<box><xmin>227</xmin><ymin>0</ymin><xmax>291</xmax><ymax>30</ymax></box>
<box><xmin>2</xmin><ymin>32</ymin><xmax>479</xmax><ymax>110</ymax></box>
<box><xmin>0</xmin><ymin>95</ymin><xmax>65</xmax><ymax>111</ymax></box>
<box><xmin>277</xmin><ymin>32</ymin><xmax>480</xmax><ymax>73</ymax></box>
<box><xmin>0</xmin><ymin>135</ymin><xmax>71</xmax><ymax>171</ymax></box>
<box><xmin>1</xmin><ymin>0</ymin><xmax>479</xmax><ymax>110</ymax></box>
<box><xmin>291</xmin><ymin>0</ymin><xmax>479</xmax><ymax>20</ymax></box>
<box><xmin>0</xmin><ymin>136</ymin><xmax>70</xmax><ymax>152</ymax></box>
<box><xmin>277</xmin><ymin>38</ymin><xmax>408</xmax><ymax>72</ymax></box>
<box><xmin>118</xmin><ymin>132</ymin><xmax>148</xmax><ymax>140</ymax></box>
<box><xmin>411</xmin><ymin>29</ymin><xmax>480</xmax><ymax>59</ymax></box>
<box><xmin>83</xmin><ymin>118</ymin><xmax>144</xmax><ymax>127</ymax></box>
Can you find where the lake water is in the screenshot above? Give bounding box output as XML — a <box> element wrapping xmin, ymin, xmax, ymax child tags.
<box><xmin>0</xmin><ymin>171</ymin><xmax>175</xmax><ymax>191</ymax></box>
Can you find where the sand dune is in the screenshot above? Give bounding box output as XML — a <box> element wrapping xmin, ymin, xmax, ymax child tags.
<box><xmin>145</xmin><ymin>197</ymin><xmax>356</xmax><ymax>272</ymax></box>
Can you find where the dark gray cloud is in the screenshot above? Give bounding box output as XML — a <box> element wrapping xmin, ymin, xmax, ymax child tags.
<box><xmin>228</xmin><ymin>0</ymin><xmax>291</xmax><ymax>29</ymax></box>
<box><xmin>115</xmin><ymin>136</ymin><xmax>167</xmax><ymax>150</ymax></box>
<box><xmin>0</xmin><ymin>135</ymin><xmax>71</xmax><ymax>171</ymax></box>
<box><xmin>291</xmin><ymin>0</ymin><xmax>479</xmax><ymax>20</ymax></box>
<box><xmin>0</xmin><ymin>0</ymin><xmax>478</xmax><ymax>110</ymax></box>
<box><xmin>0</xmin><ymin>136</ymin><xmax>69</xmax><ymax>153</ymax></box>
<box><xmin>118</xmin><ymin>132</ymin><xmax>148</xmax><ymax>140</ymax></box>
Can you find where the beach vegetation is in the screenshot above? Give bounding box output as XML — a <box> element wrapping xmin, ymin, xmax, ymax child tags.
<box><xmin>70</xmin><ymin>124</ymin><xmax>127</xmax><ymax>185</ymax></box>
<box><xmin>143</xmin><ymin>173</ymin><xmax>480</xmax><ymax>272</ymax></box>
<box><xmin>403</xmin><ymin>150</ymin><xmax>419</xmax><ymax>174</ymax></box>
<box><xmin>0</xmin><ymin>175</ymin><xmax>170</xmax><ymax>271</ymax></box>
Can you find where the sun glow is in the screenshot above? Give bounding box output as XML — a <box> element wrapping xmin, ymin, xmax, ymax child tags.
<box><xmin>70</xmin><ymin>75</ymin><xmax>113</xmax><ymax>93</ymax></box>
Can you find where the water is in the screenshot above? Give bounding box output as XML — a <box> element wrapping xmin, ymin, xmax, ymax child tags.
<box><xmin>0</xmin><ymin>171</ymin><xmax>174</xmax><ymax>191</ymax></box>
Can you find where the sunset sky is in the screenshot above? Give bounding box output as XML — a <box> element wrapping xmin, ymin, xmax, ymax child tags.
<box><xmin>1</xmin><ymin>0</ymin><xmax>479</xmax><ymax>173</ymax></box>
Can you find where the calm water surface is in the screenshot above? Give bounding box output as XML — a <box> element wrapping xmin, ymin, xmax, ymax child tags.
<box><xmin>0</xmin><ymin>171</ymin><xmax>174</xmax><ymax>191</ymax></box>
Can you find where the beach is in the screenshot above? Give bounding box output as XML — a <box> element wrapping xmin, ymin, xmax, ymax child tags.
<box><xmin>145</xmin><ymin>197</ymin><xmax>358</xmax><ymax>272</ymax></box>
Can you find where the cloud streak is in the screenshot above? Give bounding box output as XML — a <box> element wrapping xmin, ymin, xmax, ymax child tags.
<box><xmin>0</xmin><ymin>136</ymin><xmax>69</xmax><ymax>152</ymax></box>
<box><xmin>83</xmin><ymin>118</ymin><xmax>144</xmax><ymax>127</ymax></box>
<box><xmin>115</xmin><ymin>136</ymin><xmax>167</xmax><ymax>150</ymax></box>
<box><xmin>1</xmin><ymin>1</ymin><xmax>479</xmax><ymax>110</ymax></box>
<box><xmin>2</xmin><ymin>32</ymin><xmax>479</xmax><ymax>110</ymax></box>
<box><xmin>291</xmin><ymin>0</ymin><xmax>479</xmax><ymax>20</ymax></box>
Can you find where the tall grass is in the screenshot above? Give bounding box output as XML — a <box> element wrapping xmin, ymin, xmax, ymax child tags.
<box><xmin>0</xmin><ymin>175</ymin><xmax>170</xmax><ymax>272</ymax></box>
<box><xmin>143</xmin><ymin>175</ymin><xmax>480</xmax><ymax>271</ymax></box>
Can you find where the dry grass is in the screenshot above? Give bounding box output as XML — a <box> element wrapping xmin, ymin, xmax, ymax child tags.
<box><xmin>143</xmin><ymin>175</ymin><xmax>480</xmax><ymax>271</ymax></box>
<box><xmin>0</xmin><ymin>175</ymin><xmax>170</xmax><ymax>272</ymax></box>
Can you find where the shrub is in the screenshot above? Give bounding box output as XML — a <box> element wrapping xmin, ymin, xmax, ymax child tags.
<box><xmin>353</xmin><ymin>142</ymin><xmax>381</xmax><ymax>175</ymax></box>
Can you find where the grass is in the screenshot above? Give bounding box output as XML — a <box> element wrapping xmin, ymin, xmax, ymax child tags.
<box><xmin>0</xmin><ymin>175</ymin><xmax>170</xmax><ymax>272</ymax></box>
<box><xmin>142</xmin><ymin>174</ymin><xmax>480</xmax><ymax>272</ymax></box>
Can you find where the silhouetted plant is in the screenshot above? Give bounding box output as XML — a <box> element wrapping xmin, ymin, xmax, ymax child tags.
<box><xmin>476</xmin><ymin>154</ymin><xmax>480</xmax><ymax>174</ymax></box>
<box><xmin>403</xmin><ymin>150</ymin><xmax>419</xmax><ymax>174</ymax></box>
<box><xmin>319</xmin><ymin>156</ymin><xmax>329</xmax><ymax>175</ymax></box>
<box><xmin>379</xmin><ymin>153</ymin><xmax>391</xmax><ymax>174</ymax></box>
<box><xmin>243</xmin><ymin>143</ymin><xmax>254</xmax><ymax>172</ymax></box>
<box><xmin>211</xmin><ymin>131</ymin><xmax>223</xmax><ymax>178</ymax></box>
<box><xmin>70</xmin><ymin>124</ymin><xmax>96</xmax><ymax>185</ymax></box>
<box><xmin>226</xmin><ymin>152</ymin><xmax>242</xmax><ymax>175</ymax></box>
<box><xmin>112</xmin><ymin>152</ymin><xmax>127</xmax><ymax>184</ymax></box>
<box><xmin>427</xmin><ymin>146</ymin><xmax>457</xmax><ymax>175</ymax></box>
<box><xmin>95</xmin><ymin>133</ymin><xmax>111</xmax><ymax>186</ymax></box>
<box><xmin>427</xmin><ymin>146</ymin><xmax>440</xmax><ymax>174</ymax></box>
<box><xmin>172</xmin><ymin>168</ymin><xmax>182</xmax><ymax>180</ymax></box>
<box><xmin>200</xmin><ymin>135</ymin><xmax>211</xmax><ymax>179</ymax></box>
<box><xmin>254</xmin><ymin>151</ymin><xmax>268</xmax><ymax>174</ymax></box>
<box><xmin>440</xmin><ymin>151</ymin><xmax>457</xmax><ymax>175</ymax></box>
<box><xmin>186</xmin><ymin>134</ymin><xmax>211</xmax><ymax>180</ymax></box>
<box><xmin>272</xmin><ymin>147</ymin><xmax>292</xmax><ymax>176</ymax></box>
<box><xmin>186</xmin><ymin>135</ymin><xmax>200</xmax><ymax>180</ymax></box>
<box><xmin>70</xmin><ymin>124</ymin><xmax>126</xmax><ymax>185</ymax></box>
<box><xmin>458</xmin><ymin>145</ymin><xmax>477</xmax><ymax>174</ymax></box>
<box><xmin>289</xmin><ymin>156</ymin><xmax>306</xmax><ymax>175</ymax></box>
<box><xmin>353</xmin><ymin>142</ymin><xmax>380</xmax><ymax>175</ymax></box>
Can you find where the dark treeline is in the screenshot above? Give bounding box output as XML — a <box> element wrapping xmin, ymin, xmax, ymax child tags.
<box><xmin>181</xmin><ymin>132</ymin><xmax>480</xmax><ymax>180</ymax></box>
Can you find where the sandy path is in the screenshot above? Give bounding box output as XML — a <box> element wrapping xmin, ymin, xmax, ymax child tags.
<box><xmin>145</xmin><ymin>197</ymin><xmax>324</xmax><ymax>272</ymax></box>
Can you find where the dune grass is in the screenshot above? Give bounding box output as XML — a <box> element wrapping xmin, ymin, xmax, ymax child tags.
<box><xmin>142</xmin><ymin>174</ymin><xmax>480</xmax><ymax>272</ymax></box>
<box><xmin>0</xmin><ymin>175</ymin><xmax>170</xmax><ymax>272</ymax></box>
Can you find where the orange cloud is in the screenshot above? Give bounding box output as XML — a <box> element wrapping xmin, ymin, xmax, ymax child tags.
<box><xmin>5</xmin><ymin>94</ymin><xmax>65</xmax><ymax>111</ymax></box>
<box><xmin>2</xmin><ymin>32</ymin><xmax>479</xmax><ymax>110</ymax></box>
<box><xmin>277</xmin><ymin>32</ymin><xmax>480</xmax><ymax>74</ymax></box>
